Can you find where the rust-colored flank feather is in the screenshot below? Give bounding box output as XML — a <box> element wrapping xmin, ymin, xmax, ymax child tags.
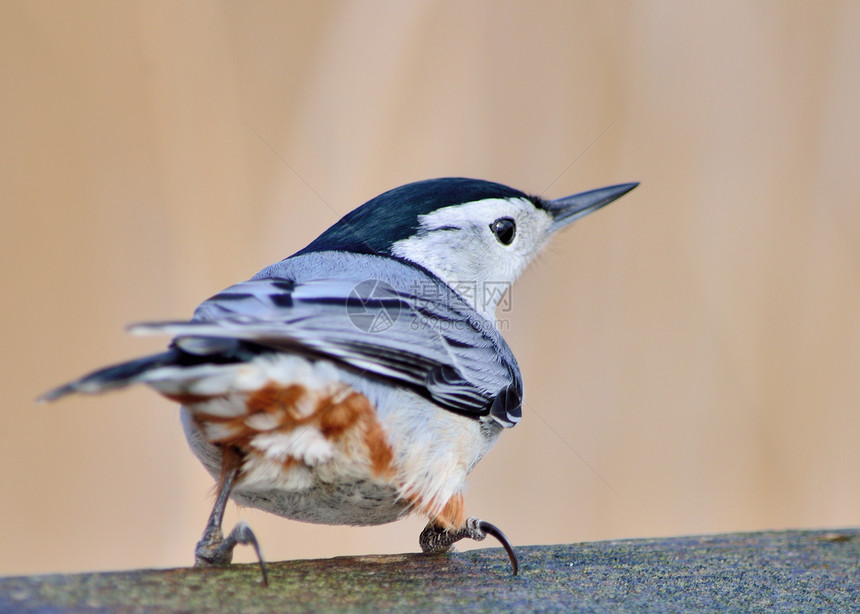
<box><xmin>174</xmin><ymin>382</ymin><xmax>395</xmax><ymax>482</ymax></box>
<box><xmin>434</xmin><ymin>492</ymin><xmax>466</xmax><ymax>530</ymax></box>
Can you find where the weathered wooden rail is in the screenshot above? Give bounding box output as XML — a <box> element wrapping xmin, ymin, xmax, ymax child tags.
<box><xmin>2</xmin><ymin>529</ymin><xmax>857</xmax><ymax>612</ymax></box>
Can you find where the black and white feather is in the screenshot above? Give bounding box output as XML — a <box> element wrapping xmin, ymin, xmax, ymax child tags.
<box><xmin>45</xmin><ymin>251</ymin><xmax>523</xmax><ymax>427</ymax></box>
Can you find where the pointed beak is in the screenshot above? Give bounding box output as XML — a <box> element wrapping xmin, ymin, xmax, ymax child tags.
<box><xmin>546</xmin><ymin>182</ymin><xmax>639</xmax><ymax>232</ymax></box>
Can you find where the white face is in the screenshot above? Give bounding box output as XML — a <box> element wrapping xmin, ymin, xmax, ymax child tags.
<box><xmin>390</xmin><ymin>197</ymin><xmax>555</xmax><ymax>318</ymax></box>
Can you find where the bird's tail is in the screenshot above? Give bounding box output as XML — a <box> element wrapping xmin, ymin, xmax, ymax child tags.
<box><xmin>38</xmin><ymin>350</ymin><xmax>182</xmax><ymax>402</ymax></box>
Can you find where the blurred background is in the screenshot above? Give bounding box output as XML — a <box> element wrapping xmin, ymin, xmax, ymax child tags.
<box><xmin>2</xmin><ymin>1</ymin><xmax>858</xmax><ymax>576</ymax></box>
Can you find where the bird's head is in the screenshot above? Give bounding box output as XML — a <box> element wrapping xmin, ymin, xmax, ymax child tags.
<box><xmin>298</xmin><ymin>177</ymin><xmax>638</xmax><ymax>317</ymax></box>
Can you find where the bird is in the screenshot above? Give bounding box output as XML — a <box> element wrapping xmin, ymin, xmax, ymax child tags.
<box><xmin>41</xmin><ymin>177</ymin><xmax>637</xmax><ymax>584</ymax></box>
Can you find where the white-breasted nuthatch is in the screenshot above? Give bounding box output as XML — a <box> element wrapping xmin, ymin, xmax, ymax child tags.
<box><xmin>42</xmin><ymin>177</ymin><xmax>637</xmax><ymax>583</ymax></box>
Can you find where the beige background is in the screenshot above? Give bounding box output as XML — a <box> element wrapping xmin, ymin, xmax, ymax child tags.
<box><xmin>2</xmin><ymin>1</ymin><xmax>858</xmax><ymax>576</ymax></box>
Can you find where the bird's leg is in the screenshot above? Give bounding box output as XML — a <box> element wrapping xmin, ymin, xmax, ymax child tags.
<box><xmin>419</xmin><ymin>516</ymin><xmax>518</xmax><ymax>576</ymax></box>
<box><xmin>194</xmin><ymin>446</ymin><xmax>269</xmax><ymax>586</ymax></box>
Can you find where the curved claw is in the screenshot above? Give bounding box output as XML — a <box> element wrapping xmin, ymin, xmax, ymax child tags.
<box><xmin>228</xmin><ymin>521</ymin><xmax>270</xmax><ymax>588</ymax></box>
<box><xmin>477</xmin><ymin>520</ymin><xmax>518</xmax><ymax>576</ymax></box>
<box><xmin>200</xmin><ymin>521</ymin><xmax>269</xmax><ymax>587</ymax></box>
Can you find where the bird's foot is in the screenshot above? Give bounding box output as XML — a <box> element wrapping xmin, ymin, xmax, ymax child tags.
<box><xmin>419</xmin><ymin>516</ymin><xmax>518</xmax><ymax>575</ymax></box>
<box><xmin>194</xmin><ymin>520</ymin><xmax>269</xmax><ymax>587</ymax></box>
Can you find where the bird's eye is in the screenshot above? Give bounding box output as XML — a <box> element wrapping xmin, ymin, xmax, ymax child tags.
<box><xmin>490</xmin><ymin>217</ymin><xmax>516</xmax><ymax>245</ymax></box>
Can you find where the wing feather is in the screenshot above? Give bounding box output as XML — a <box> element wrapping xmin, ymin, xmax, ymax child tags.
<box><xmin>131</xmin><ymin>274</ymin><xmax>521</xmax><ymax>425</ymax></box>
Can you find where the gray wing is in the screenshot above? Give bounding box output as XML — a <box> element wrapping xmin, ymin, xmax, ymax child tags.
<box><xmin>132</xmin><ymin>275</ymin><xmax>522</xmax><ymax>427</ymax></box>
